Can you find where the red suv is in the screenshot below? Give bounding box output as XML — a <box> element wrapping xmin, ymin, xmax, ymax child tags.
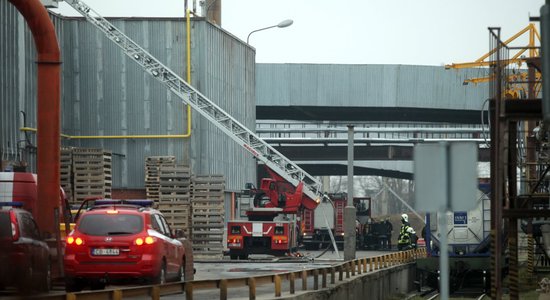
<box><xmin>0</xmin><ymin>203</ymin><xmax>51</xmax><ymax>293</ymax></box>
<box><xmin>64</xmin><ymin>200</ymin><xmax>187</xmax><ymax>291</ymax></box>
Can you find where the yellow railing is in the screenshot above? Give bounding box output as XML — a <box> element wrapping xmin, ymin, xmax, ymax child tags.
<box><xmin>40</xmin><ymin>248</ymin><xmax>427</xmax><ymax>300</ymax></box>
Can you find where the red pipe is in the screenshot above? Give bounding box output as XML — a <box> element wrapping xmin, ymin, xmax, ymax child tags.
<box><xmin>9</xmin><ymin>0</ymin><xmax>61</xmax><ymax>237</ymax></box>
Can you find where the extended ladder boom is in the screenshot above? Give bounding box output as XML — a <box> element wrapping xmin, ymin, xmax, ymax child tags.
<box><xmin>65</xmin><ymin>0</ymin><xmax>323</xmax><ymax>202</ymax></box>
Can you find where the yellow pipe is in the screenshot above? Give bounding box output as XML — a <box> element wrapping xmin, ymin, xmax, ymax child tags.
<box><xmin>20</xmin><ymin>105</ymin><xmax>192</xmax><ymax>139</ymax></box>
<box><xmin>20</xmin><ymin>11</ymin><xmax>195</xmax><ymax>140</ymax></box>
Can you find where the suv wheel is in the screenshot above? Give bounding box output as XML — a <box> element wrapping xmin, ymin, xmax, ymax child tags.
<box><xmin>177</xmin><ymin>260</ymin><xmax>185</xmax><ymax>282</ymax></box>
<box><xmin>65</xmin><ymin>277</ymin><xmax>84</xmax><ymax>292</ymax></box>
<box><xmin>90</xmin><ymin>280</ymin><xmax>105</xmax><ymax>290</ymax></box>
<box><xmin>154</xmin><ymin>262</ymin><xmax>167</xmax><ymax>285</ymax></box>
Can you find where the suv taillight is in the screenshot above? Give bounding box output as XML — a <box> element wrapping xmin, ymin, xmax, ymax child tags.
<box><xmin>67</xmin><ymin>236</ymin><xmax>84</xmax><ymax>246</ymax></box>
<box><xmin>10</xmin><ymin>211</ymin><xmax>19</xmax><ymax>241</ymax></box>
<box><xmin>134</xmin><ymin>236</ymin><xmax>155</xmax><ymax>245</ymax></box>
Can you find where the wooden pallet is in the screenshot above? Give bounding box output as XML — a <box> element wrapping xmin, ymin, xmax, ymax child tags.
<box><xmin>159</xmin><ymin>198</ymin><xmax>191</xmax><ymax>238</ymax></box>
<box><xmin>60</xmin><ymin>148</ymin><xmax>73</xmax><ymax>201</ymax></box>
<box><xmin>73</xmin><ymin>166</ymin><xmax>112</xmax><ymax>175</ymax></box>
<box><xmin>159</xmin><ymin>165</ymin><xmax>191</xmax><ymax>176</ymax></box>
<box><xmin>158</xmin><ymin>164</ymin><xmax>190</xmax><ymax>203</ymax></box>
<box><xmin>163</xmin><ymin>214</ymin><xmax>190</xmax><ymax>224</ymax></box>
<box><xmin>160</xmin><ymin>203</ymin><xmax>190</xmax><ymax>211</ymax></box>
<box><xmin>146</xmin><ymin>156</ymin><xmax>176</xmax><ymax>163</ymax></box>
<box><xmin>192</xmin><ymin>230</ymin><xmax>224</xmax><ymax>257</ymax></box>
<box><xmin>191</xmin><ymin>175</ymin><xmax>225</xmax><ymax>184</ymax></box>
<box><xmin>70</xmin><ymin>148</ymin><xmax>113</xmax><ymax>203</ymax></box>
<box><xmin>72</xmin><ymin>155</ymin><xmax>112</xmax><ymax>163</ymax></box>
<box><xmin>144</xmin><ymin>156</ymin><xmax>178</xmax><ymax>202</ymax></box>
<box><xmin>159</xmin><ymin>196</ymin><xmax>190</xmax><ymax>203</ymax></box>
<box><xmin>73</xmin><ymin>191</ymin><xmax>111</xmax><ymax>202</ymax></box>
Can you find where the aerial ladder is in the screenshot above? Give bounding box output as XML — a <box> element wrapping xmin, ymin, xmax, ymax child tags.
<box><xmin>63</xmin><ymin>0</ymin><xmax>324</xmax><ymax>206</ymax></box>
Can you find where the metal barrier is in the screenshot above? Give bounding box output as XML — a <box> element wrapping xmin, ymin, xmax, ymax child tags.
<box><xmin>38</xmin><ymin>248</ymin><xmax>426</xmax><ymax>300</ymax></box>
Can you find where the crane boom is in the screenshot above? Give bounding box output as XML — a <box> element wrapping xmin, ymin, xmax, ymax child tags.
<box><xmin>64</xmin><ymin>0</ymin><xmax>323</xmax><ymax>203</ymax></box>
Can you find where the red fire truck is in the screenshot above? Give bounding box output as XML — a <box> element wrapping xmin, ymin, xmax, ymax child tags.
<box><xmin>226</xmin><ymin>169</ymin><xmax>319</xmax><ymax>259</ymax></box>
<box><xmin>301</xmin><ymin>194</ymin><xmax>371</xmax><ymax>250</ymax></box>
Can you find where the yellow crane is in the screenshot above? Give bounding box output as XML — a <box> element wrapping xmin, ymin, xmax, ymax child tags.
<box><xmin>445</xmin><ymin>23</ymin><xmax>541</xmax><ymax>99</ymax></box>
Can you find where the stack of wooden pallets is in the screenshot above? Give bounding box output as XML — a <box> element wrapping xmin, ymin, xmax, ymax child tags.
<box><xmin>72</xmin><ymin>148</ymin><xmax>112</xmax><ymax>202</ymax></box>
<box><xmin>60</xmin><ymin>148</ymin><xmax>73</xmax><ymax>203</ymax></box>
<box><xmin>158</xmin><ymin>164</ymin><xmax>192</xmax><ymax>238</ymax></box>
<box><xmin>190</xmin><ymin>175</ymin><xmax>225</xmax><ymax>259</ymax></box>
<box><xmin>145</xmin><ymin>156</ymin><xmax>176</xmax><ymax>202</ymax></box>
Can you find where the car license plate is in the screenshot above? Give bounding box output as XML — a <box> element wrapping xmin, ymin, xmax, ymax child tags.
<box><xmin>92</xmin><ymin>248</ymin><xmax>120</xmax><ymax>256</ymax></box>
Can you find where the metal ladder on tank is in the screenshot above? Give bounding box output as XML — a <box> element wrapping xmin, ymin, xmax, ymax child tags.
<box><xmin>64</xmin><ymin>0</ymin><xmax>324</xmax><ymax>203</ymax></box>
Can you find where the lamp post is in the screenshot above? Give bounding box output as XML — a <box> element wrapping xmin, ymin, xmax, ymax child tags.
<box><xmin>246</xmin><ymin>19</ymin><xmax>293</xmax><ymax>44</ymax></box>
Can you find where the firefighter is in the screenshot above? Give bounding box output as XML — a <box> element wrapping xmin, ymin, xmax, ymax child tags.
<box><xmin>382</xmin><ymin>218</ymin><xmax>393</xmax><ymax>250</ymax></box>
<box><xmin>397</xmin><ymin>213</ymin><xmax>416</xmax><ymax>251</ymax></box>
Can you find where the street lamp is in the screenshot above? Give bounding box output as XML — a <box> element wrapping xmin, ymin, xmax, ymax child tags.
<box><xmin>246</xmin><ymin>19</ymin><xmax>293</xmax><ymax>44</ymax></box>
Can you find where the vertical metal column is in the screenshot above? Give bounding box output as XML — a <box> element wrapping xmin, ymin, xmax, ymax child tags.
<box><xmin>489</xmin><ymin>27</ymin><xmax>504</xmax><ymax>300</ymax></box>
<box><xmin>541</xmin><ymin>0</ymin><xmax>550</xmax><ymax>120</ymax></box>
<box><xmin>526</xmin><ymin>62</ymin><xmax>537</xmax><ymax>277</ymax></box>
<box><xmin>508</xmin><ymin>121</ymin><xmax>519</xmax><ymax>300</ymax></box>
<box><xmin>344</xmin><ymin>125</ymin><xmax>356</xmax><ymax>260</ymax></box>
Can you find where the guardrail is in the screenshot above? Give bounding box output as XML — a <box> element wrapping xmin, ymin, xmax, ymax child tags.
<box><xmin>38</xmin><ymin>248</ymin><xmax>426</xmax><ymax>300</ymax></box>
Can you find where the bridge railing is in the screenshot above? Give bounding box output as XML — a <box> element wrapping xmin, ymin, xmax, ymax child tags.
<box><xmin>256</xmin><ymin>121</ymin><xmax>486</xmax><ymax>144</ymax></box>
<box><xmin>39</xmin><ymin>248</ymin><xmax>427</xmax><ymax>300</ymax></box>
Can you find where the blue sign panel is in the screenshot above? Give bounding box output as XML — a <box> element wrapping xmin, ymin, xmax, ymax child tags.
<box><xmin>454</xmin><ymin>212</ymin><xmax>468</xmax><ymax>225</ymax></box>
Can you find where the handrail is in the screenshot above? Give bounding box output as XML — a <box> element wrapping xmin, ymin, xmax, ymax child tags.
<box><xmin>36</xmin><ymin>249</ymin><xmax>426</xmax><ymax>300</ymax></box>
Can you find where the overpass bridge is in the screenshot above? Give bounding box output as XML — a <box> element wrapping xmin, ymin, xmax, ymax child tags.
<box><xmin>254</xmin><ymin>64</ymin><xmax>490</xmax><ymax>178</ymax></box>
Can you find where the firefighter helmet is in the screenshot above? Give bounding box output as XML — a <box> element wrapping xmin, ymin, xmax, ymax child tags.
<box><xmin>401</xmin><ymin>213</ymin><xmax>409</xmax><ymax>223</ymax></box>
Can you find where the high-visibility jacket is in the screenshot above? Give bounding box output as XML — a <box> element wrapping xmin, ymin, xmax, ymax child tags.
<box><xmin>398</xmin><ymin>224</ymin><xmax>412</xmax><ymax>246</ymax></box>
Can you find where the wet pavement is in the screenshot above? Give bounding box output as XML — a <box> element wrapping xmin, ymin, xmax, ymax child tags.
<box><xmin>1</xmin><ymin>250</ymin><xmax>393</xmax><ymax>299</ymax></box>
<box><xmin>193</xmin><ymin>249</ymin><xmax>389</xmax><ymax>281</ymax></box>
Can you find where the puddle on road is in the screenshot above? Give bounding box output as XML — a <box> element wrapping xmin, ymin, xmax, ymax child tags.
<box><xmin>227</xmin><ymin>268</ymin><xmax>289</xmax><ymax>273</ymax></box>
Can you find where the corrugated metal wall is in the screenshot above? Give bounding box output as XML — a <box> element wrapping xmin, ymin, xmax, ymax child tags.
<box><xmin>0</xmin><ymin>1</ymin><xmax>38</xmax><ymax>171</ymax></box>
<box><xmin>0</xmin><ymin>2</ymin><xmax>256</xmax><ymax>191</ymax></box>
<box><xmin>0</xmin><ymin>1</ymin><xmax>19</xmax><ymax>165</ymax></box>
<box><xmin>256</xmin><ymin>63</ymin><xmax>489</xmax><ymax>110</ymax></box>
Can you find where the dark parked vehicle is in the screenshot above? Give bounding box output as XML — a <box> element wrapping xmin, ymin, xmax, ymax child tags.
<box><xmin>0</xmin><ymin>202</ymin><xmax>51</xmax><ymax>292</ymax></box>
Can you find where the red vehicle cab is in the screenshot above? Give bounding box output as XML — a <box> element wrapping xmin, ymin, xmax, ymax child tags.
<box><xmin>0</xmin><ymin>202</ymin><xmax>51</xmax><ymax>293</ymax></box>
<box><xmin>64</xmin><ymin>199</ymin><xmax>186</xmax><ymax>292</ymax></box>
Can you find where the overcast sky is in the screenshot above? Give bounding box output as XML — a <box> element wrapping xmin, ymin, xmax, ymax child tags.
<box><xmin>52</xmin><ymin>0</ymin><xmax>545</xmax><ymax>66</ymax></box>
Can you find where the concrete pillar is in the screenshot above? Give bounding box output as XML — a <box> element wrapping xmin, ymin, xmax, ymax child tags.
<box><xmin>344</xmin><ymin>125</ymin><xmax>356</xmax><ymax>260</ymax></box>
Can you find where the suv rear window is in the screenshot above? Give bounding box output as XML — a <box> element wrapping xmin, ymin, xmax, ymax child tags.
<box><xmin>78</xmin><ymin>214</ymin><xmax>143</xmax><ymax>236</ymax></box>
<box><xmin>0</xmin><ymin>212</ymin><xmax>11</xmax><ymax>238</ymax></box>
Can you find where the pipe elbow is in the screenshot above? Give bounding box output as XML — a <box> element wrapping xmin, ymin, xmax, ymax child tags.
<box><xmin>9</xmin><ymin>0</ymin><xmax>60</xmax><ymax>62</ymax></box>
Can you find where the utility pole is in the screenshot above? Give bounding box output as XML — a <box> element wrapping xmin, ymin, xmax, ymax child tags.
<box><xmin>344</xmin><ymin>125</ymin><xmax>356</xmax><ymax>260</ymax></box>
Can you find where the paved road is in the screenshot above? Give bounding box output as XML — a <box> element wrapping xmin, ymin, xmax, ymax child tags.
<box><xmin>163</xmin><ymin>249</ymin><xmax>393</xmax><ymax>300</ymax></box>
<box><xmin>0</xmin><ymin>250</ymin><xmax>394</xmax><ymax>299</ymax></box>
<box><xmin>194</xmin><ymin>249</ymin><xmax>390</xmax><ymax>280</ymax></box>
